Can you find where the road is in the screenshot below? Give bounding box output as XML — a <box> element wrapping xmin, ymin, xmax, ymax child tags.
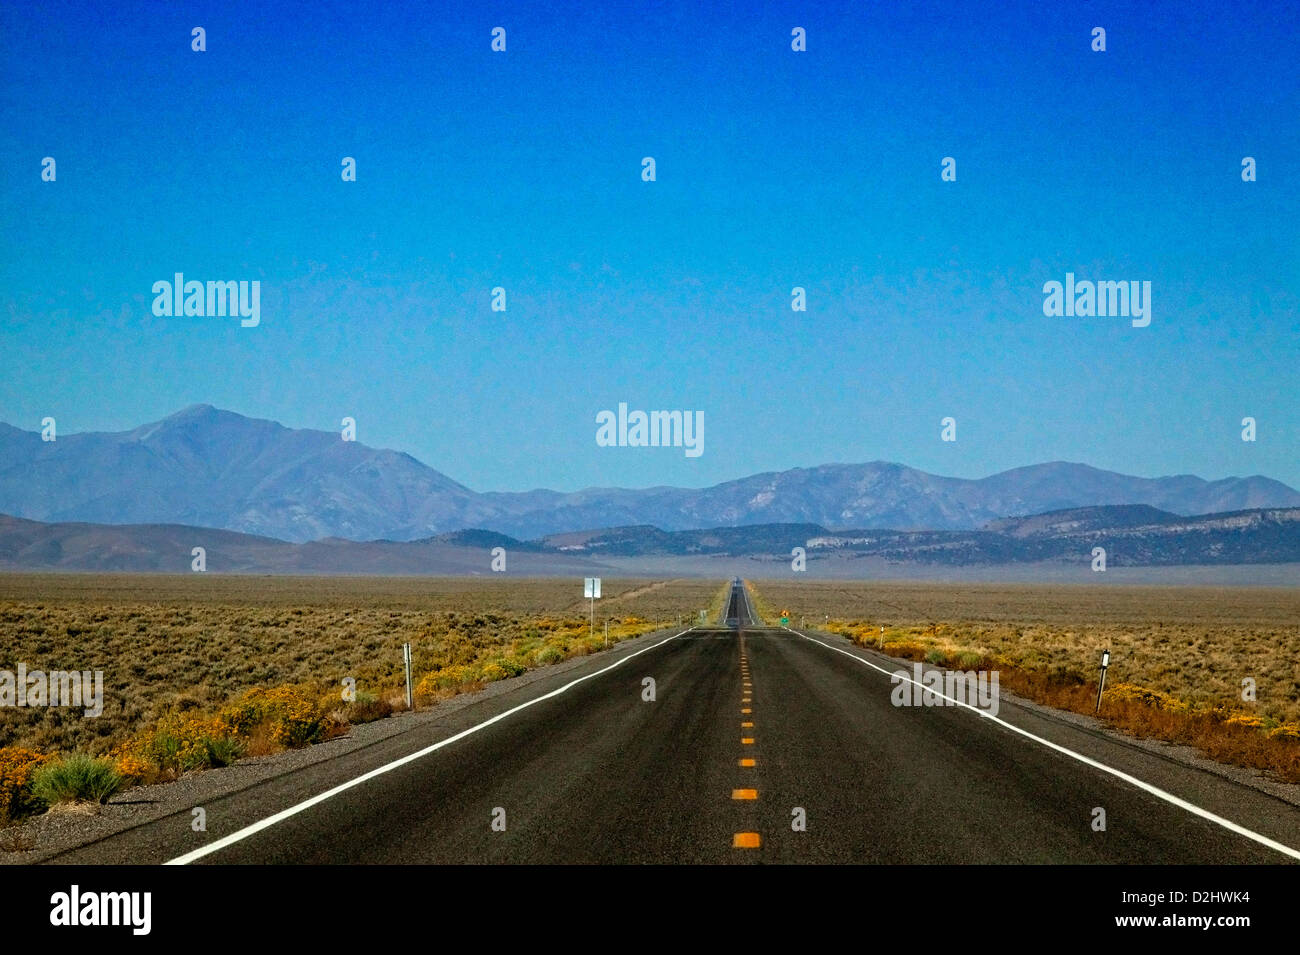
<box><xmin>45</xmin><ymin>581</ymin><xmax>1300</xmax><ymax>864</ymax></box>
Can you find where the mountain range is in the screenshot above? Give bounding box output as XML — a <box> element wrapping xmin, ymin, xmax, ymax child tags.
<box><xmin>2</xmin><ymin>404</ymin><xmax>1297</xmax><ymax>542</ymax></box>
<box><xmin>1</xmin><ymin>506</ymin><xmax>1297</xmax><ymax>574</ymax></box>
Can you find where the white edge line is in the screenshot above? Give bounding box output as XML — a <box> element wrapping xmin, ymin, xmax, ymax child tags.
<box><xmin>786</xmin><ymin>626</ymin><xmax>1300</xmax><ymax>863</ymax></box>
<box><xmin>164</xmin><ymin>627</ymin><xmax>693</xmax><ymax>865</ymax></box>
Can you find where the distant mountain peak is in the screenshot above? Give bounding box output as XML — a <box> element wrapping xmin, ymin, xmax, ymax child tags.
<box><xmin>125</xmin><ymin>403</ymin><xmax>261</xmax><ymax>444</ymax></box>
<box><xmin>172</xmin><ymin>402</ymin><xmax>218</xmax><ymax>417</ymax></box>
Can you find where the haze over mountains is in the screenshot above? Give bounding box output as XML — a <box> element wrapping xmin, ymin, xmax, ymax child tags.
<box><xmin>2</xmin><ymin>404</ymin><xmax>1298</xmax><ymax>543</ymax></box>
<box><xmin>2</xmin><ymin>506</ymin><xmax>1297</xmax><ymax>576</ymax></box>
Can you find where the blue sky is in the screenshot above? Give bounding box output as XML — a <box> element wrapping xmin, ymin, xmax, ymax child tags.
<box><xmin>2</xmin><ymin>0</ymin><xmax>1297</xmax><ymax>492</ymax></box>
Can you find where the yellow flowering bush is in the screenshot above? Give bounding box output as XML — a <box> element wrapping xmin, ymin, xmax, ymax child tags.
<box><xmin>1105</xmin><ymin>682</ymin><xmax>1191</xmax><ymax>713</ymax></box>
<box><xmin>121</xmin><ymin>713</ymin><xmax>245</xmax><ymax>773</ymax></box>
<box><xmin>416</xmin><ymin>665</ymin><xmax>479</xmax><ymax>698</ymax></box>
<box><xmin>112</xmin><ymin>751</ymin><xmax>153</xmax><ymax>783</ymax></box>
<box><xmin>478</xmin><ymin>662</ymin><xmax>510</xmax><ymax>682</ymax></box>
<box><xmin>0</xmin><ymin>746</ymin><xmax>51</xmax><ymax>820</ymax></box>
<box><xmin>217</xmin><ymin>685</ymin><xmax>333</xmax><ymax>749</ymax></box>
<box><xmin>1225</xmin><ymin>713</ymin><xmax>1269</xmax><ymax>730</ymax></box>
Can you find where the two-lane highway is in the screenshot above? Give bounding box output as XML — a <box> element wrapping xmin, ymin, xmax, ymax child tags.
<box><xmin>46</xmin><ymin>581</ymin><xmax>1300</xmax><ymax>864</ymax></box>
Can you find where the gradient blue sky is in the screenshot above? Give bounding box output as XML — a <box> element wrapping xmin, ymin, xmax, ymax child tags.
<box><xmin>3</xmin><ymin>0</ymin><xmax>1297</xmax><ymax>492</ymax></box>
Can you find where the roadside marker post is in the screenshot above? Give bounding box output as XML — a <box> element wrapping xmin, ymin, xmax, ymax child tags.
<box><xmin>584</xmin><ymin>577</ymin><xmax>601</xmax><ymax>638</ymax></box>
<box><xmin>1095</xmin><ymin>649</ymin><xmax>1111</xmax><ymax>713</ymax></box>
<box><xmin>879</xmin><ymin>626</ymin><xmax>885</xmax><ymax>649</ymax></box>
<box><xmin>402</xmin><ymin>643</ymin><xmax>413</xmax><ymax>710</ymax></box>
<box><xmin>604</xmin><ymin>619</ymin><xmax>609</xmax><ymax>648</ymax></box>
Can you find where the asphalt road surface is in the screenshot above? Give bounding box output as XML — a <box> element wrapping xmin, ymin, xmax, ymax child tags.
<box><xmin>45</xmin><ymin>582</ymin><xmax>1300</xmax><ymax>864</ymax></box>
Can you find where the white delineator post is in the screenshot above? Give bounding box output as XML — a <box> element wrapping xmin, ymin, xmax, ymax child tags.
<box><xmin>1095</xmin><ymin>649</ymin><xmax>1111</xmax><ymax>714</ymax></box>
<box><xmin>584</xmin><ymin>577</ymin><xmax>601</xmax><ymax>639</ymax></box>
<box><xmin>403</xmin><ymin>643</ymin><xmax>413</xmax><ymax>710</ymax></box>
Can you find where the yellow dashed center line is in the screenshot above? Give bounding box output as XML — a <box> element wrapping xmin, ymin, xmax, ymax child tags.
<box><xmin>734</xmin><ymin>628</ymin><xmax>761</xmax><ymax>852</ymax></box>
